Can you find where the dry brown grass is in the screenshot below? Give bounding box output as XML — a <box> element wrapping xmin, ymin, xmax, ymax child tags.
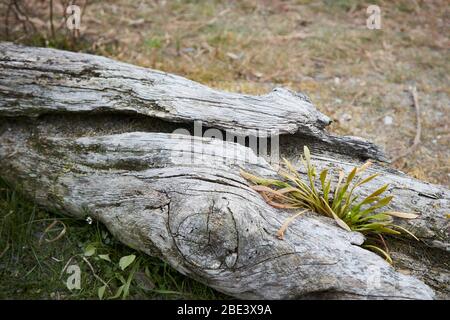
<box><xmin>1</xmin><ymin>0</ymin><xmax>449</xmax><ymax>186</ymax></box>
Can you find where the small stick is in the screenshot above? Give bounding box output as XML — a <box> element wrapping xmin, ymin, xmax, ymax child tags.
<box><xmin>82</xmin><ymin>257</ymin><xmax>110</xmax><ymax>290</ymax></box>
<box><xmin>12</xmin><ymin>0</ymin><xmax>37</xmax><ymax>33</ymax></box>
<box><xmin>391</xmin><ymin>86</ymin><xmax>421</xmax><ymax>163</ymax></box>
<box><xmin>60</xmin><ymin>255</ymin><xmax>76</xmax><ymax>277</ymax></box>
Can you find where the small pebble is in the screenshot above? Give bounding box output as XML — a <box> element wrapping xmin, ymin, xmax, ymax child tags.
<box><xmin>383</xmin><ymin>115</ymin><xmax>393</xmax><ymax>125</ymax></box>
<box><xmin>340</xmin><ymin>113</ymin><xmax>352</xmax><ymax>122</ymax></box>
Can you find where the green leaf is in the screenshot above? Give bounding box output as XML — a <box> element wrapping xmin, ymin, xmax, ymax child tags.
<box><xmin>303</xmin><ymin>145</ymin><xmax>311</xmax><ymax>165</ymax></box>
<box><xmin>346</xmin><ymin>167</ymin><xmax>357</xmax><ymax>184</ymax></box>
<box><xmin>122</xmin><ymin>260</ymin><xmax>140</xmax><ymax>299</ymax></box>
<box><xmin>375</xmin><ymin>195</ymin><xmax>393</xmax><ymax>207</ymax></box>
<box><xmin>99</xmin><ymin>254</ymin><xmax>111</xmax><ymax>262</ymax></box>
<box><xmin>359</xmin><ymin>213</ymin><xmax>392</xmax><ymax>223</ymax></box>
<box><xmin>98</xmin><ymin>285</ymin><xmax>107</xmax><ymax>300</ymax></box>
<box><xmin>117</xmin><ymin>274</ymin><xmax>127</xmax><ymax>284</ymax></box>
<box><xmin>119</xmin><ymin>254</ymin><xmax>136</xmax><ymax>271</ymax></box>
<box><xmin>320</xmin><ymin>169</ymin><xmax>328</xmax><ymax>187</ymax></box>
<box><xmin>152</xmin><ymin>289</ymin><xmax>183</xmax><ymax>295</ymax></box>
<box><xmin>356</xmin><ymin>173</ymin><xmax>379</xmax><ymax>187</ymax></box>
<box><xmin>377</xmin><ymin>227</ymin><xmax>402</xmax><ymax>235</ymax></box>
<box><xmin>356</xmin><ymin>196</ymin><xmax>381</xmax><ymax>208</ymax></box>
<box><xmin>331</xmin><ymin>210</ymin><xmax>352</xmax><ymax>232</ymax></box>
<box><xmin>359</xmin><ymin>196</ymin><xmax>394</xmax><ymax>216</ymax></box>
<box><xmin>323</xmin><ymin>180</ymin><xmax>331</xmax><ymax>203</ymax></box>
<box><xmin>84</xmin><ymin>244</ymin><xmax>96</xmax><ymax>257</ymax></box>
<box><xmin>321</xmin><ymin>197</ymin><xmax>351</xmax><ymax>231</ymax></box>
<box><xmin>351</xmin><ymin>212</ymin><xmax>362</xmax><ymax>223</ymax></box>
<box><xmin>363</xmin><ymin>245</ymin><xmax>393</xmax><ymax>264</ymax></box>
<box><xmin>332</xmin><ymin>171</ymin><xmax>345</xmax><ymax>208</ymax></box>
<box><xmin>109</xmin><ymin>285</ymin><xmax>124</xmax><ymax>300</ymax></box>
<box><xmin>366</xmin><ymin>184</ymin><xmax>389</xmax><ymax>199</ymax></box>
<box><xmin>389</xmin><ymin>225</ymin><xmax>419</xmax><ymax>240</ymax></box>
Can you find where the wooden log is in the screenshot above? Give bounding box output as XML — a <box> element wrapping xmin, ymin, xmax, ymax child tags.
<box><xmin>0</xmin><ymin>42</ymin><xmax>448</xmax><ymax>299</ymax></box>
<box><xmin>0</xmin><ymin>42</ymin><xmax>385</xmax><ymax>161</ymax></box>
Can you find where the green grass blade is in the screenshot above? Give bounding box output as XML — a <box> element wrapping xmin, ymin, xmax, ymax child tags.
<box><xmin>363</xmin><ymin>245</ymin><xmax>393</xmax><ymax>264</ymax></box>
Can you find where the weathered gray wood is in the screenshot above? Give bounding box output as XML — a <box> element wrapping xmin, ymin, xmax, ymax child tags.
<box><xmin>0</xmin><ymin>127</ymin><xmax>435</xmax><ymax>299</ymax></box>
<box><xmin>0</xmin><ymin>42</ymin><xmax>385</xmax><ymax>161</ymax></box>
<box><xmin>0</xmin><ymin>42</ymin><xmax>448</xmax><ymax>299</ymax></box>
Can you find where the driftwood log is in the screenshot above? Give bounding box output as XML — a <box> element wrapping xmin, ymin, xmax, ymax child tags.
<box><xmin>0</xmin><ymin>42</ymin><xmax>448</xmax><ymax>299</ymax></box>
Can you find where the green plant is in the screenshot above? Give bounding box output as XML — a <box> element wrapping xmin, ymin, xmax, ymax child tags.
<box><xmin>145</xmin><ymin>37</ymin><xmax>163</xmax><ymax>49</ymax></box>
<box><xmin>63</xmin><ymin>242</ymin><xmax>142</xmax><ymax>300</ymax></box>
<box><xmin>95</xmin><ymin>252</ymin><xmax>139</xmax><ymax>300</ymax></box>
<box><xmin>0</xmin><ymin>177</ymin><xmax>227</xmax><ymax>300</ymax></box>
<box><xmin>241</xmin><ymin>146</ymin><xmax>418</xmax><ymax>263</ymax></box>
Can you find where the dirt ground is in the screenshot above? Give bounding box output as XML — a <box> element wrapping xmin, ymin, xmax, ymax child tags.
<box><xmin>2</xmin><ymin>0</ymin><xmax>449</xmax><ymax>186</ymax></box>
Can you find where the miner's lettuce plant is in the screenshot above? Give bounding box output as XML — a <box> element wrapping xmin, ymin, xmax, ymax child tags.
<box><xmin>241</xmin><ymin>146</ymin><xmax>418</xmax><ymax>263</ymax></box>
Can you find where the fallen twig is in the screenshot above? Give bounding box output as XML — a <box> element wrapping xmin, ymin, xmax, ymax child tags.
<box><xmin>82</xmin><ymin>257</ymin><xmax>110</xmax><ymax>290</ymax></box>
<box><xmin>391</xmin><ymin>86</ymin><xmax>422</xmax><ymax>163</ymax></box>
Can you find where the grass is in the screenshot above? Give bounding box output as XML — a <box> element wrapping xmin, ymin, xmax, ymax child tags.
<box><xmin>241</xmin><ymin>146</ymin><xmax>419</xmax><ymax>263</ymax></box>
<box><xmin>0</xmin><ymin>178</ymin><xmax>228</xmax><ymax>300</ymax></box>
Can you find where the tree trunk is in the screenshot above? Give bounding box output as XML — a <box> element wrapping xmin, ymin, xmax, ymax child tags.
<box><xmin>0</xmin><ymin>42</ymin><xmax>448</xmax><ymax>299</ymax></box>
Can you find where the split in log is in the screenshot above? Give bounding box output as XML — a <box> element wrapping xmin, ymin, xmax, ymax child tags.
<box><xmin>0</xmin><ymin>42</ymin><xmax>448</xmax><ymax>299</ymax></box>
<box><xmin>0</xmin><ymin>42</ymin><xmax>385</xmax><ymax>162</ymax></box>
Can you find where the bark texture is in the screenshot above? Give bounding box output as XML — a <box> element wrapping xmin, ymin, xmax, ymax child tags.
<box><xmin>0</xmin><ymin>42</ymin><xmax>448</xmax><ymax>299</ymax></box>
